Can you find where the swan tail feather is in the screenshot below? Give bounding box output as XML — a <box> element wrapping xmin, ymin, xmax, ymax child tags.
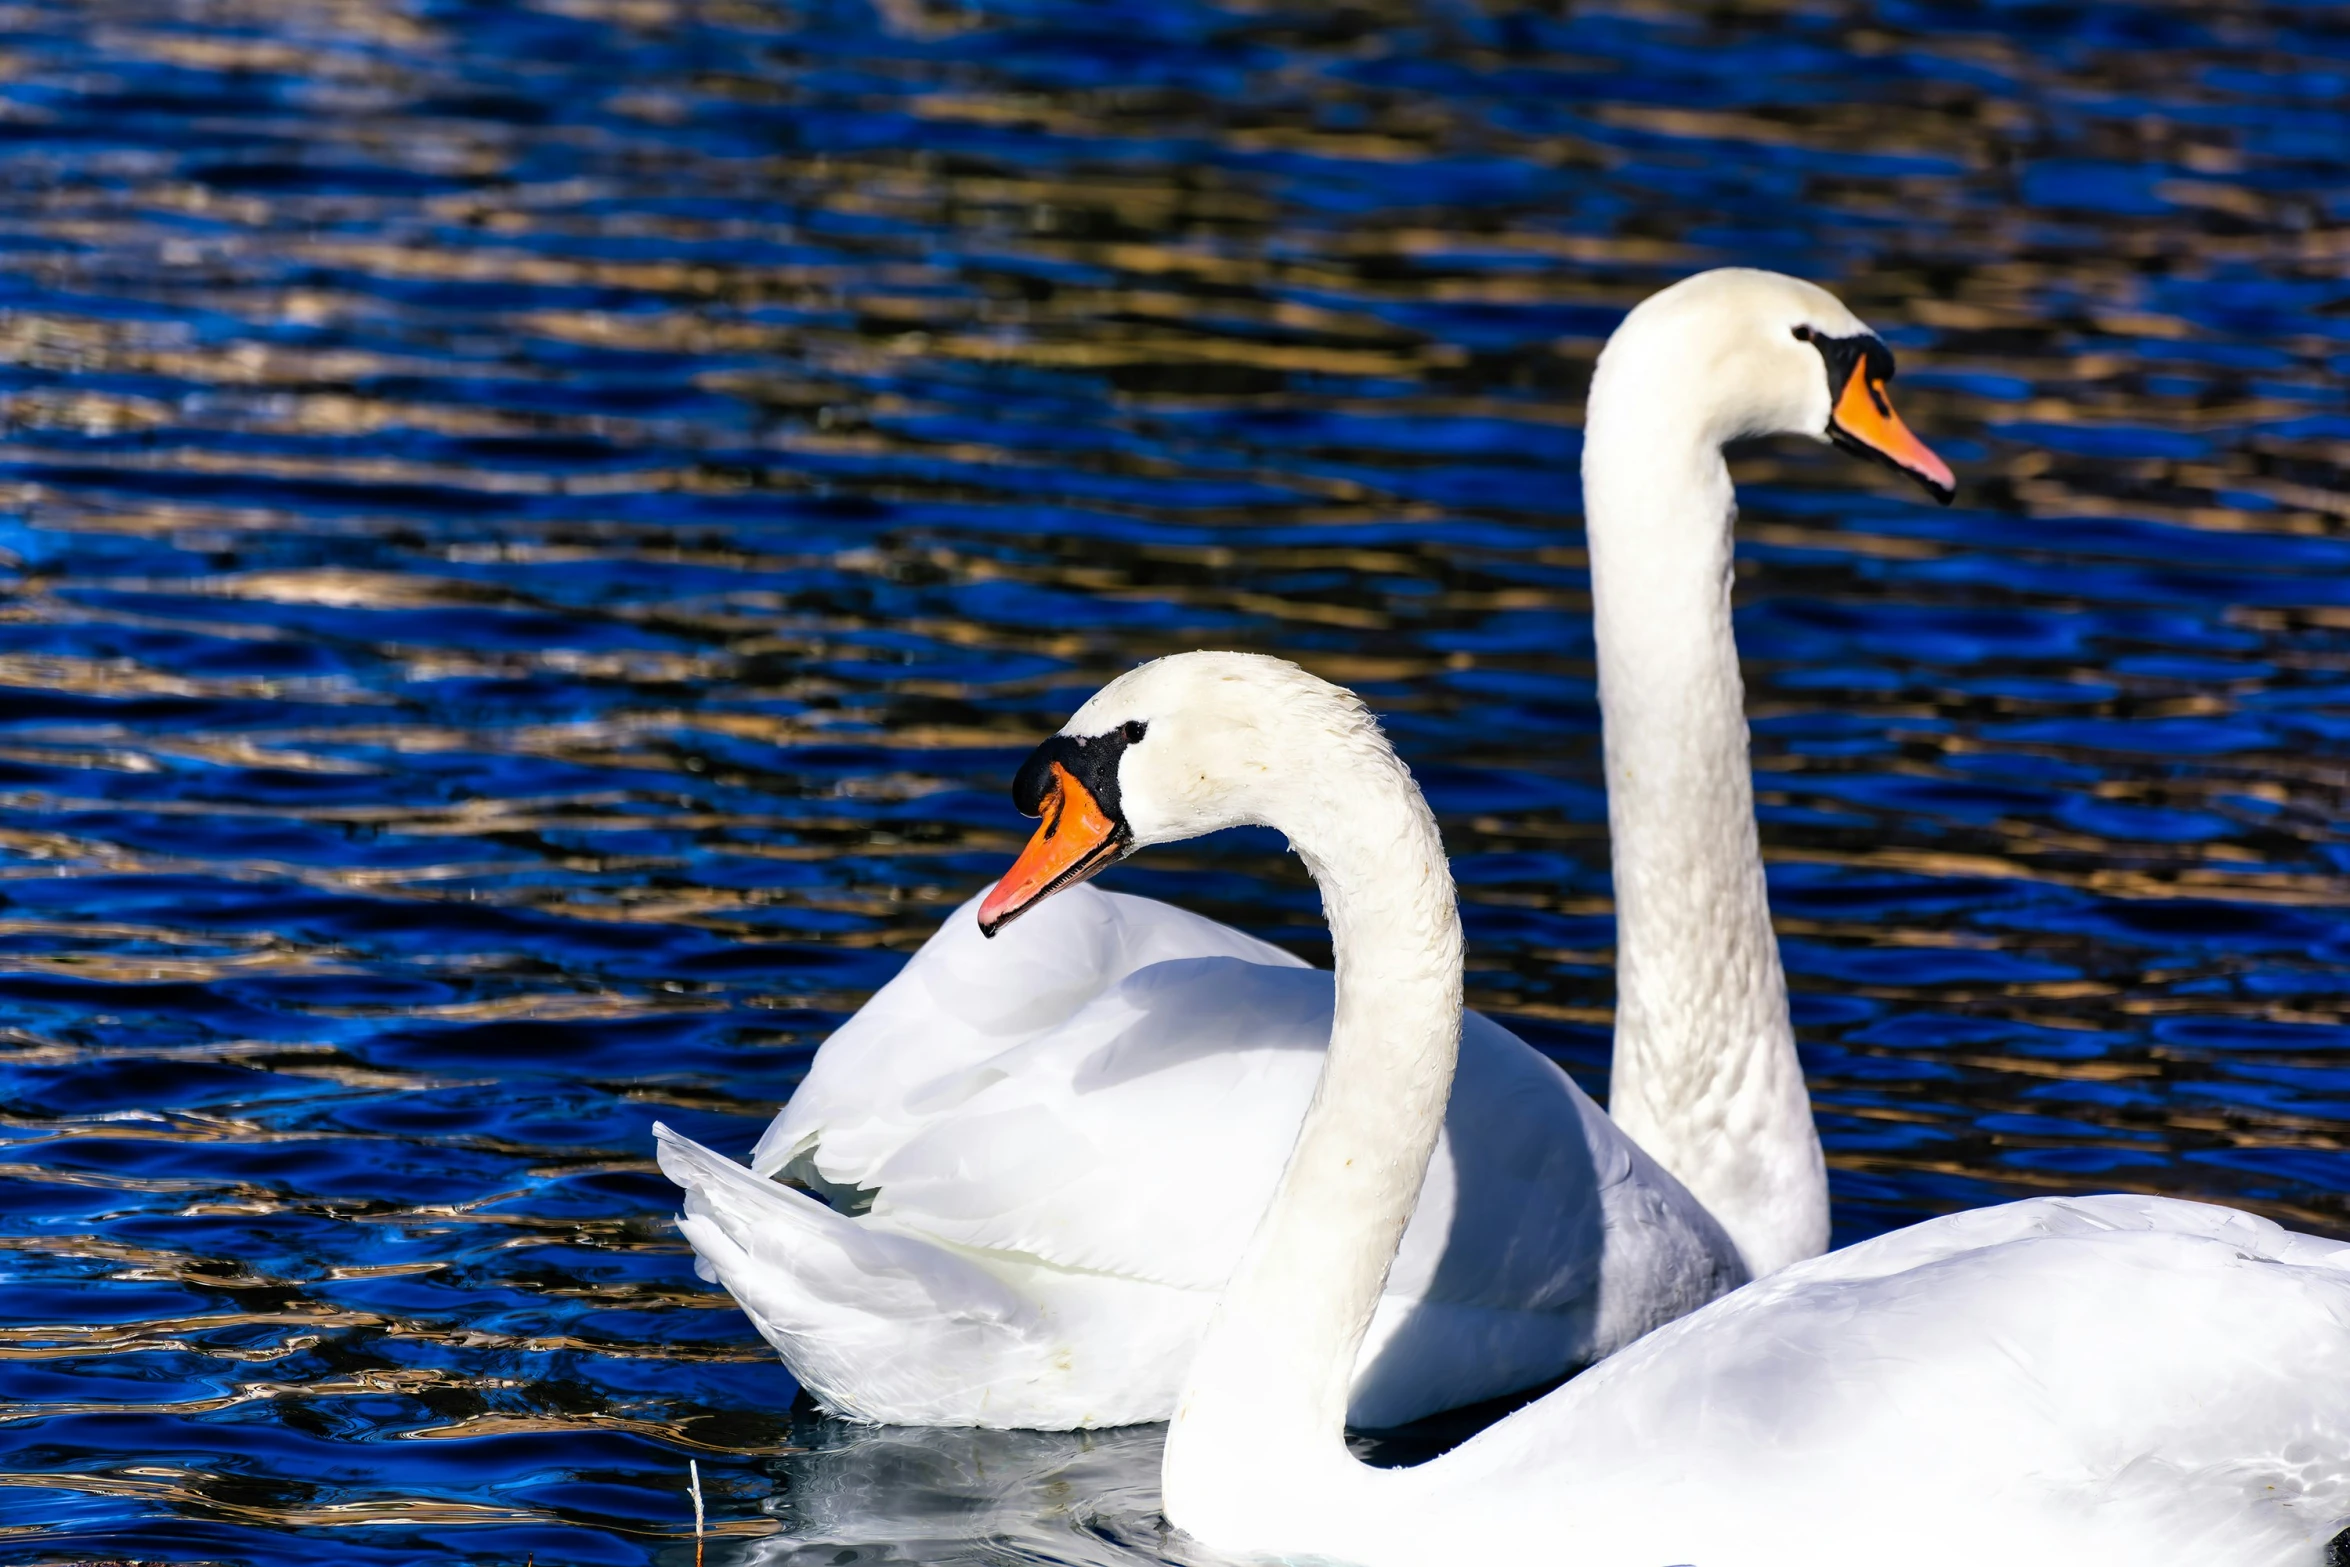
<box><xmin>653</xmin><ymin>1123</ymin><xmax>1045</xmax><ymax>1425</ymax></box>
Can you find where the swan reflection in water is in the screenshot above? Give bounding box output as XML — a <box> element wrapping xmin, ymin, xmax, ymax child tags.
<box><xmin>744</xmin><ymin>1418</ymin><xmax>1196</xmax><ymax>1567</ymax></box>
<box><xmin>742</xmin><ymin>1401</ymin><xmax>1516</xmax><ymax>1567</ymax></box>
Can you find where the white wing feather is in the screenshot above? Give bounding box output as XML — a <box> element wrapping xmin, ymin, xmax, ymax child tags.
<box><xmin>664</xmin><ymin>884</ymin><xmax>1746</xmax><ymax>1428</ymax></box>
<box><xmin>1371</xmin><ymin>1195</ymin><xmax>2350</xmax><ymax>1566</ymax></box>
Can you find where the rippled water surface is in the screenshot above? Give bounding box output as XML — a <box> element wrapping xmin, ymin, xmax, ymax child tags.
<box><xmin>4</xmin><ymin>0</ymin><xmax>2350</xmax><ymax>1561</ymax></box>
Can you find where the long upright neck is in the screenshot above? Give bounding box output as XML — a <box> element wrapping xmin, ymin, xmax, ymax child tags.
<box><xmin>1160</xmin><ymin>749</ymin><xmax>1462</xmax><ymax>1548</ymax></box>
<box><xmin>1582</xmin><ymin>366</ymin><xmax>1827</xmax><ymax>1278</ymax></box>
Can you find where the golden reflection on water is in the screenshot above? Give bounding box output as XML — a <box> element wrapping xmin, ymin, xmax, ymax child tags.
<box><xmin>0</xmin><ymin>0</ymin><xmax>2348</xmax><ymax>1557</ymax></box>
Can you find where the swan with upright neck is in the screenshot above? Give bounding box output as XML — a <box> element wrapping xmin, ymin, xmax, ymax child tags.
<box><xmin>1587</xmin><ymin>268</ymin><xmax>1948</xmax><ymax>1272</ymax></box>
<box><xmin>988</xmin><ymin>647</ymin><xmax>2350</xmax><ymax>1567</ymax></box>
<box><xmin>653</xmin><ymin>267</ymin><xmax>1954</xmax><ymax>1430</ymax></box>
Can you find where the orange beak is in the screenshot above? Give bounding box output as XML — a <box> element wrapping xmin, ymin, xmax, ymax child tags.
<box><xmin>976</xmin><ymin>761</ymin><xmax>1128</xmax><ymax>936</ymax></box>
<box><xmin>1829</xmin><ymin>359</ymin><xmax>1955</xmax><ymax>504</ymax></box>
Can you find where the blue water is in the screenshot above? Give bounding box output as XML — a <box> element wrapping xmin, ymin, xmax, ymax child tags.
<box><xmin>2</xmin><ymin>0</ymin><xmax>2349</xmax><ymax>1561</ymax></box>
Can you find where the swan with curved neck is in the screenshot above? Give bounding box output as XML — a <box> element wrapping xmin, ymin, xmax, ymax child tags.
<box><xmin>655</xmin><ymin>269</ymin><xmax>1959</xmax><ymax>1428</ymax></box>
<box><xmin>992</xmin><ymin>646</ymin><xmax>2350</xmax><ymax>1564</ymax></box>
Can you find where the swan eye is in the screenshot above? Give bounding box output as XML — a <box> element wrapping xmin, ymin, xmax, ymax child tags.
<box><xmin>1790</xmin><ymin>324</ymin><xmax>1814</xmax><ymax>342</ymax></box>
<box><xmin>1120</xmin><ymin>720</ymin><xmax>1147</xmax><ymax>745</ymax></box>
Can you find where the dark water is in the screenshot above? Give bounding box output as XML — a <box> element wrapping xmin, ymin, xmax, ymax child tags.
<box><xmin>3</xmin><ymin>0</ymin><xmax>2349</xmax><ymax>1561</ymax></box>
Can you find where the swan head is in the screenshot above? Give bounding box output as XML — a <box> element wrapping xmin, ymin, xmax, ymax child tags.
<box><xmin>976</xmin><ymin>652</ymin><xmax>1385</xmax><ymax>936</ymax></box>
<box><xmin>1597</xmin><ymin>267</ymin><xmax>1955</xmax><ymax>504</ymax></box>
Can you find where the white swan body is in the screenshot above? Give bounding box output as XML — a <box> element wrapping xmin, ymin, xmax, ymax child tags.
<box><xmin>658</xmin><ymin>880</ymin><xmax>1742</xmax><ymax>1428</ymax></box>
<box><xmin>1230</xmin><ymin>1194</ymin><xmax>2350</xmax><ymax>1567</ymax></box>
<box><xmin>994</xmin><ymin>648</ymin><xmax>2350</xmax><ymax>1567</ymax></box>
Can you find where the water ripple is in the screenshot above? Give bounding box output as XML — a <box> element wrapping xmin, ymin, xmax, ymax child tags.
<box><xmin>0</xmin><ymin>0</ymin><xmax>2347</xmax><ymax>1560</ymax></box>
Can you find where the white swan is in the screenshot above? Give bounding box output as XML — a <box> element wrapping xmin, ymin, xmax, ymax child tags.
<box><xmin>988</xmin><ymin>650</ymin><xmax>2350</xmax><ymax>1567</ymax></box>
<box><xmin>654</xmin><ymin>267</ymin><xmax>1960</xmax><ymax>1430</ymax></box>
<box><xmin>654</xmin><ymin>885</ymin><xmax>1742</xmax><ymax>1430</ymax></box>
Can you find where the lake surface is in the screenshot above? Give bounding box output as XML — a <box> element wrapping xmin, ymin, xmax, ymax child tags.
<box><xmin>2</xmin><ymin>0</ymin><xmax>2348</xmax><ymax>1561</ymax></box>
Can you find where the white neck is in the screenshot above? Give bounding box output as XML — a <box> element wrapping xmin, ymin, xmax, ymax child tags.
<box><xmin>1160</xmin><ymin>740</ymin><xmax>1462</xmax><ymax>1548</ymax></box>
<box><xmin>1581</xmin><ymin>340</ymin><xmax>1828</xmax><ymax>1277</ymax></box>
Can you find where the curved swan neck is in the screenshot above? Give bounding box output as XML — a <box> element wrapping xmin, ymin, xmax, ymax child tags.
<box><xmin>1160</xmin><ymin>735</ymin><xmax>1461</xmax><ymax>1533</ymax></box>
<box><xmin>1581</xmin><ymin>314</ymin><xmax>1828</xmax><ymax>1278</ymax></box>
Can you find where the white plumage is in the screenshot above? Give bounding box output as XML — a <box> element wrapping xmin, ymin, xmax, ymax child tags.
<box><xmin>912</xmin><ymin>648</ymin><xmax>2350</xmax><ymax>1566</ymax></box>
<box><xmin>1257</xmin><ymin>1193</ymin><xmax>2350</xmax><ymax>1567</ymax></box>
<box><xmin>658</xmin><ymin>877</ymin><xmax>1741</xmax><ymax>1428</ymax></box>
